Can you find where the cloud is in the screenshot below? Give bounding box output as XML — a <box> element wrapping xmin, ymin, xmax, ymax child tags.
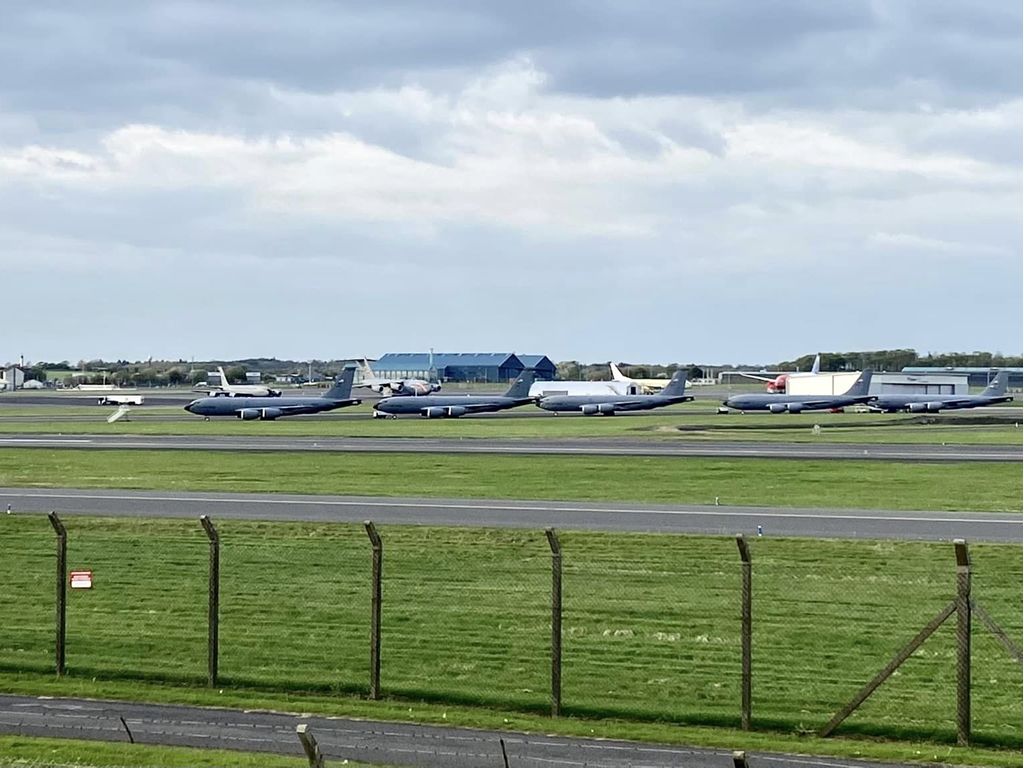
<box><xmin>0</xmin><ymin>4</ymin><xmax>1019</xmax><ymax>361</ymax></box>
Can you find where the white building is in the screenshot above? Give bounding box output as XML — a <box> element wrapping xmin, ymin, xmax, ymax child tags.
<box><xmin>0</xmin><ymin>366</ymin><xmax>25</xmax><ymax>391</ymax></box>
<box><xmin>785</xmin><ymin>372</ymin><xmax>968</xmax><ymax>396</ymax></box>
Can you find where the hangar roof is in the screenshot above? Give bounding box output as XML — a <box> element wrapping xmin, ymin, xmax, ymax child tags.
<box><xmin>376</xmin><ymin>353</ymin><xmax>522</xmax><ymax>369</ymax></box>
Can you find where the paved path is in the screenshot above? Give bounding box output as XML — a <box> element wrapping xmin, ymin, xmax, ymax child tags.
<box><xmin>0</xmin><ymin>694</ymin><xmax>921</xmax><ymax>768</ymax></box>
<box><xmin>1</xmin><ymin>487</ymin><xmax>1018</xmax><ymax>541</ymax></box>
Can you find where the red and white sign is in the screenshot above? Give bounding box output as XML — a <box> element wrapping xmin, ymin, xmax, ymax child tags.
<box><xmin>69</xmin><ymin>570</ymin><xmax>93</xmax><ymax>589</ymax></box>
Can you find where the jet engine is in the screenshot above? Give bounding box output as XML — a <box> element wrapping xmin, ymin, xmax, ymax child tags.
<box><xmin>237</xmin><ymin>408</ymin><xmax>282</xmax><ymax>420</ymax></box>
<box><xmin>580</xmin><ymin>403</ymin><xmax>617</xmax><ymax>415</ymax></box>
<box><xmin>768</xmin><ymin>403</ymin><xmax>788</xmax><ymax>414</ymax></box>
<box><xmin>908</xmin><ymin>402</ymin><xmax>944</xmax><ymax>413</ymax></box>
<box><xmin>786</xmin><ymin>404</ymin><xmax>804</xmax><ymax>413</ymax></box>
<box><xmin>423</xmin><ymin>406</ymin><xmax>467</xmax><ymax>418</ymax></box>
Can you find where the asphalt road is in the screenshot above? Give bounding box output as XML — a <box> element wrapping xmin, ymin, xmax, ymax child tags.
<box><xmin>0</xmin><ymin>694</ymin><xmax>923</xmax><ymax>768</ymax></box>
<box><xmin>1</xmin><ymin>487</ymin><xmax>1018</xmax><ymax>541</ymax></box>
<box><xmin>0</xmin><ymin>433</ymin><xmax>1019</xmax><ymax>462</ymax></box>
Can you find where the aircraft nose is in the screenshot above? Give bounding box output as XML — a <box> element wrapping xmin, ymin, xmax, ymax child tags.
<box><xmin>184</xmin><ymin>400</ymin><xmax>197</xmax><ymax>413</ymax></box>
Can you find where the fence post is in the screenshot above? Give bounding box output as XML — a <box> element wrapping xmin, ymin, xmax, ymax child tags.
<box><xmin>545</xmin><ymin>528</ymin><xmax>562</xmax><ymax>717</ymax></box>
<box><xmin>954</xmin><ymin>538</ymin><xmax>971</xmax><ymax>746</ymax></box>
<box><xmin>200</xmin><ymin>515</ymin><xmax>220</xmax><ymax>687</ymax></box>
<box><xmin>296</xmin><ymin>723</ymin><xmax>326</xmax><ymax>768</ymax></box>
<box><xmin>736</xmin><ymin>534</ymin><xmax>752</xmax><ymax>730</ymax></box>
<box><xmin>47</xmin><ymin>512</ymin><xmax>67</xmax><ymax>677</ymax></box>
<box><xmin>364</xmin><ymin>521</ymin><xmax>382</xmax><ymax>700</ymax></box>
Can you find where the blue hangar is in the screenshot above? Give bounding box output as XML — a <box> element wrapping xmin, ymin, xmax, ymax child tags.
<box><xmin>374</xmin><ymin>353</ymin><xmax>556</xmax><ymax>384</ymax></box>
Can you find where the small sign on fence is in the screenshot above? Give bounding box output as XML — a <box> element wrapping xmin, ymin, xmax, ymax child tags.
<box><xmin>69</xmin><ymin>570</ymin><xmax>93</xmax><ymax>589</ymax></box>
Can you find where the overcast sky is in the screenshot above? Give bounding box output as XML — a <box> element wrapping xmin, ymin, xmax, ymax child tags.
<box><xmin>2</xmin><ymin>1</ymin><xmax>1021</xmax><ymax>365</ymax></box>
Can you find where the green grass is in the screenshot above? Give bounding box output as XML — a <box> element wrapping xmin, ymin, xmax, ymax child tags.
<box><xmin>0</xmin><ymin>403</ymin><xmax>1021</xmax><ymax>444</ymax></box>
<box><xmin>0</xmin><ymin>736</ymin><xmax>312</xmax><ymax>767</ymax></box>
<box><xmin>0</xmin><ymin>448</ymin><xmax>1019</xmax><ymax>512</ymax></box>
<box><xmin>0</xmin><ymin>517</ymin><xmax>1020</xmax><ymax>756</ymax></box>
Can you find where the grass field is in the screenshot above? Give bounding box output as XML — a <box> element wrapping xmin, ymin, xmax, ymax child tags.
<box><xmin>0</xmin><ymin>448</ymin><xmax>1019</xmax><ymax>511</ymax></box>
<box><xmin>0</xmin><ymin>403</ymin><xmax>1021</xmax><ymax>444</ymax></box>
<box><xmin>0</xmin><ymin>736</ymin><xmax>312</xmax><ymax>767</ymax></box>
<box><xmin>1</xmin><ymin>516</ymin><xmax>1020</xmax><ymax>752</ymax></box>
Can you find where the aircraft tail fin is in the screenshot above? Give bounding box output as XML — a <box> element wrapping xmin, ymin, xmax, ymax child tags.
<box><xmin>660</xmin><ymin>369</ymin><xmax>688</xmax><ymax>397</ymax></box>
<box><xmin>982</xmin><ymin>371</ymin><xmax>1009</xmax><ymax>396</ymax></box>
<box><xmin>610</xmin><ymin>363</ymin><xmax>629</xmax><ymax>382</ymax></box>
<box><xmin>844</xmin><ymin>369</ymin><xmax>873</xmax><ymax>397</ymax></box>
<box><xmin>217</xmin><ymin>366</ymin><xmax>229</xmax><ymax>389</ymax></box>
<box><xmin>323</xmin><ymin>366</ymin><xmax>357</xmax><ymax>399</ymax></box>
<box><xmin>810</xmin><ymin>354</ymin><xmax>821</xmax><ymax>375</ymax></box>
<box><xmin>504</xmin><ymin>369</ymin><xmax>536</xmax><ymax>399</ymax></box>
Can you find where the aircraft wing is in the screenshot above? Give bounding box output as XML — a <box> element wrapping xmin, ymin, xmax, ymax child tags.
<box><xmin>737</xmin><ymin>372</ymin><xmax>775</xmax><ymax>383</ymax></box>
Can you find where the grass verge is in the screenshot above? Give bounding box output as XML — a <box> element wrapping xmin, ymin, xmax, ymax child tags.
<box><xmin>0</xmin><ymin>735</ymin><xmax>310</xmax><ymax>767</ymax></box>
<box><xmin>0</xmin><ymin>448</ymin><xmax>1018</xmax><ymax>511</ymax></box>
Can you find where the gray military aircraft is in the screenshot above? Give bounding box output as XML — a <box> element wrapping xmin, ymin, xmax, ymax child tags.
<box><xmin>372</xmin><ymin>369</ymin><xmax>536</xmax><ymax>418</ymax></box>
<box><xmin>722</xmin><ymin>370</ymin><xmax>875</xmax><ymax>413</ymax></box>
<box><xmin>537</xmin><ymin>369</ymin><xmax>692</xmax><ymax>415</ymax></box>
<box><xmin>870</xmin><ymin>371</ymin><xmax>1012</xmax><ymax>413</ymax></box>
<box><xmin>184</xmin><ymin>366</ymin><xmax>359</xmax><ymax>420</ymax></box>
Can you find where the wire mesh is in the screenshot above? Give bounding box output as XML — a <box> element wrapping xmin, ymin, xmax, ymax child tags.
<box><xmin>382</xmin><ymin>527</ymin><xmax>549</xmax><ymax>710</ymax></box>
<box><xmin>0</xmin><ymin>513</ymin><xmax>54</xmax><ymax>672</ymax></box>
<box><xmin>561</xmin><ymin>532</ymin><xmax>739</xmax><ymax>724</ymax></box>
<box><xmin>0</xmin><ymin>513</ymin><xmax>1019</xmax><ymax>747</ymax></box>
<box><xmin>218</xmin><ymin>520</ymin><xmax>369</xmax><ymax>693</ymax></box>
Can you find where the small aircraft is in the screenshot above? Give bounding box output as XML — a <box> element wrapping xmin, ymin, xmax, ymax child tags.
<box><xmin>737</xmin><ymin>354</ymin><xmax>821</xmax><ymax>393</ymax></box>
<box><xmin>357</xmin><ymin>359</ymin><xmax>440</xmax><ymax>397</ymax></box>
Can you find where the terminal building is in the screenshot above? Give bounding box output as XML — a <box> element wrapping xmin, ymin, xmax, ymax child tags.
<box><xmin>374</xmin><ymin>353</ymin><xmax>556</xmax><ymax>383</ymax></box>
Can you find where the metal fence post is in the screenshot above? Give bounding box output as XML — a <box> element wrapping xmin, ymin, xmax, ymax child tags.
<box><xmin>736</xmin><ymin>534</ymin><xmax>752</xmax><ymax>730</ymax></box>
<box><xmin>47</xmin><ymin>512</ymin><xmax>67</xmax><ymax>677</ymax></box>
<box><xmin>364</xmin><ymin>521</ymin><xmax>382</xmax><ymax>700</ymax></box>
<box><xmin>200</xmin><ymin>515</ymin><xmax>220</xmax><ymax>687</ymax></box>
<box><xmin>545</xmin><ymin>528</ymin><xmax>562</xmax><ymax>717</ymax></box>
<box><xmin>954</xmin><ymin>538</ymin><xmax>971</xmax><ymax>746</ymax></box>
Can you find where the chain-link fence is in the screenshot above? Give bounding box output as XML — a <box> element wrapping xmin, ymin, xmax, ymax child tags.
<box><xmin>1</xmin><ymin>513</ymin><xmax>1020</xmax><ymax>746</ymax></box>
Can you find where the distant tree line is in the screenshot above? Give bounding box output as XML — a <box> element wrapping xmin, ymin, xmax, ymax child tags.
<box><xmin>14</xmin><ymin>350</ymin><xmax>1021</xmax><ymax>388</ymax></box>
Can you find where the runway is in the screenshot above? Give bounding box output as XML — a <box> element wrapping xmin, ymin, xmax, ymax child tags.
<box><xmin>0</xmin><ymin>694</ymin><xmax>917</xmax><ymax>768</ymax></box>
<box><xmin>0</xmin><ymin>433</ymin><xmax>1018</xmax><ymax>461</ymax></box>
<box><xmin>1</xmin><ymin>487</ymin><xmax>1018</xmax><ymax>541</ymax></box>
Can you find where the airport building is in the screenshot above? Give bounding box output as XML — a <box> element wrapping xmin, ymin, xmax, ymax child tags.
<box><xmin>785</xmin><ymin>373</ymin><xmax>969</xmax><ymax>397</ymax></box>
<box><xmin>374</xmin><ymin>353</ymin><xmax>556</xmax><ymax>383</ymax></box>
<box><xmin>901</xmin><ymin>367</ymin><xmax>1022</xmax><ymax>389</ymax></box>
<box><xmin>0</xmin><ymin>366</ymin><xmax>25</xmax><ymax>391</ymax></box>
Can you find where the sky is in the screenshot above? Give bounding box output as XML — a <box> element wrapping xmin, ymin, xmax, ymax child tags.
<box><xmin>2</xmin><ymin>1</ymin><xmax>1021</xmax><ymax>365</ymax></box>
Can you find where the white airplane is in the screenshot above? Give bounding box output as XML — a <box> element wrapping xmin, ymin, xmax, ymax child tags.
<box><xmin>197</xmin><ymin>367</ymin><xmax>281</xmax><ymax>398</ymax></box>
<box><xmin>610</xmin><ymin>363</ymin><xmax>675</xmax><ymax>393</ymax></box>
<box><xmin>737</xmin><ymin>354</ymin><xmax>822</xmax><ymax>393</ymax></box>
<box><xmin>357</xmin><ymin>359</ymin><xmax>440</xmax><ymax>397</ymax></box>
